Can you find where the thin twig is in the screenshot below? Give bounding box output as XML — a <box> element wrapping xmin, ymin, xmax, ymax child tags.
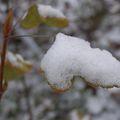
<box><xmin>10</xmin><ymin>34</ymin><xmax>51</xmax><ymax>38</ymax></box>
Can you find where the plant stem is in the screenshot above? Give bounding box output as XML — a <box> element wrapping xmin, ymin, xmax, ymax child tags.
<box><xmin>0</xmin><ymin>35</ymin><xmax>9</xmax><ymax>99</ymax></box>
<box><xmin>10</xmin><ymin>34</ymin><xmax>51</xmax><ymax>38</ymax></box>
<box><xmin>0</xmin><ymin>8</ymin><xmax>13</xmax><ymax>100</ymax></box>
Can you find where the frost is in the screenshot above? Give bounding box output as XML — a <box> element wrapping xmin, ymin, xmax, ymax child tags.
<box><xmin>40</xmin><ymin>33</ymin><xmax>120</xmax><ymax>91</ymax></box>
<box><xmin>37</xmin><ymin>4</ymin><xmax>66</xmax><ymax>18</ymax></box>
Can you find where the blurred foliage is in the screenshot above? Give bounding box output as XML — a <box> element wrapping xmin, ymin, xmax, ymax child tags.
<box><xmin>3</xmin><ymin>51</ymin><xmax>32</xmax><ymax>80</ymax></box>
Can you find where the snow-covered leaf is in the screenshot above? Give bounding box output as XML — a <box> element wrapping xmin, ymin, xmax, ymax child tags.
<box><xmin>38</xmin><ymin>4</ymin><xmax>69</xmax><ymax>28</ymax></box>
<box><xmin>21</xmin><ymin>4</ymin><xmax>69</xmax><ymax>29</ymax></box>
<box><xmin>40</xmin><ymin>33</ymin><xmax>120</xmax><ymax>92</ymax></box>
<box><xmin>21</xmin><ymin>4</ymin><xmax>42</xmax><ymax>29</ymax></box>
<box><xmin>2</xmin><ymin>51</ymin><xmax>32</xmax><ymax>80</ymax></box>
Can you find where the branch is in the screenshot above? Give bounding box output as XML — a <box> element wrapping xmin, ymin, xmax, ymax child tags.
<box><xmin>0</xmin><ymin>36</ymin><xmax>9</xmax><ymax>99</ymax></box>
<box><xmin>0</xmin><ymin>9</ymin><xmax>13</xmax><ymax>100</ymax></box>
<box><xmin>10</xmin><ymin>34</ymin><xmax>51</xmax><ymax>38</ymax></box>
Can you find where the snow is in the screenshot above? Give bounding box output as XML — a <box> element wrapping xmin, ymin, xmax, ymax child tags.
<box><xmin>86</xmin><ymin>96</ymin><xmax>105</xmax><ymax>114</ymax></box>
<box><xmin>16</xmin><ymin>54</ymin><xmax>24</xmax><ymax>62</ymax></box>
<box><xmin>69</xmin><ymin>110</ymin><xmax>80</xmax><ymax>120</ymax></box>
<box><xmin>69</xmin><ymin>110</ymin><xmax>90</xmax><ymax>120</ymax></box>
<box><xmin>6</xmin><ymin>51</ymin><xmax>31</xmax><ymax>68</ymax></box>
<box><xmin>7</xmin><ymin>52</ymin><xmax>18</xmax><ymax>65</ymax></box>
<box><xmin>97</xmin><ymin>28</ymin><xmax>120</xmax><ymax>47</ymax></box>
<box><xmin>40</xmin><ymin>33</ymin><xmax>120</xmax><ymax>91</ymax></box>
<box><xmin>38</xmin><ymin>4</ymin><xmax>66</xmax><ymax>18</ymax></box>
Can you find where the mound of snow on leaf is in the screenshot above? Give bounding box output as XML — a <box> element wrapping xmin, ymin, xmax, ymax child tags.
<box><xmin>40</xmin><ymin>33</ymin><xmax>120</xmax><ymax>91</ymax></box>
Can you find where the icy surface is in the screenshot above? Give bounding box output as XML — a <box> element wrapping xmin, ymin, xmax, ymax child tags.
<box><xmin>41</xmin><ymin>33</ymin><xmax>120</xmax><ymax>90</ymax></box>
<box><xmin>38</xmin><ymin>4</ymin><xmax>66</xmax><ymax>18</ymax></box>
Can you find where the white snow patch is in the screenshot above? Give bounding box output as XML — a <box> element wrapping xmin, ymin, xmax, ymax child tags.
<box><xmin>40</xmin><ymin>33</ymin><xmax>120</xmax><ymax>91</ymax></box>
<box><xmin>38</xmin><ymin>4</ymin><xmax>66</xmax><ymax>18</ymax></box>
<box><xmin>7</xmin><ymin>52</ymin><xmax>18</xmax><ymax>65</ymax></box>
<box><xmin>16</xmin><ymin>54</ymin><xmax>24</xmax><ymax>62</ymax></box>
<box><xmin>69</xmin><ymin>110</ymin><xmax>90</xmax><ymax>120</ymax></box>
<box><xmin>100</xmin><ymin>28</ymin><xmax>120</xmax><ymax>45</ymax></box>
<box><xmin>6</xmin><ymin>52</ymin><xmax>31</xmax><ymax>68</ymax></box>
<box><xmin>86</xmin><ymin>96</ymin><xmax>105</xmax><ymax>114</ymax></box>
<box><xmin>69</xmin><ymin>110</ymin><xmax>80</xmax><ymax>120</ymax></box>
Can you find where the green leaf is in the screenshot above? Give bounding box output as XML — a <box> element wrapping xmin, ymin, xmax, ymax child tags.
<box><xmin>43</xmin><ymin>17</ymin><xmax>69</xmax><ymax>28</ymax></box>
<box><xmin>3</xmin><ymin>52</ymin><xmax>32</xmax><ymax>80</ymax></box>
<box><xmin>21</xmin><ymin>4</ymin><xmax>43</xmax><ymax>29</ymax></box>
<box><xmin>21</xmin><ymin>4</ymin><xmax>69</xmax><ymax>29</ymax></box>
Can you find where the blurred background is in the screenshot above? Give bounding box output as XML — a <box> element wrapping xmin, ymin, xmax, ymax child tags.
<box><xmin>0</xmin><ymin>0</ymin><xmax>120</xmax><ymax>120</ymax></box>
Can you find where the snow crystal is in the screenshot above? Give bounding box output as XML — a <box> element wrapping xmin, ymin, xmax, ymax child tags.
<box><xmin>38</xmin><ymin>4</ymin><xmax>66</xmax><ymax>18</ymax></box>
<box><xmin>40</xmin><ymin>33</ymin><xmax>120</xmax><ymax>91</ymax></box>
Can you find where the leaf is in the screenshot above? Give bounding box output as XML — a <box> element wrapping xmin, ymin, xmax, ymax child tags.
<box><xmin>21</xmin><ymin>4</ymin><xmax>43</xmax><ymax>29</ymax></box>
<box><xmin>43</xmin><ymin>17</ymin><xmax>69</xmax><ymax>28</ymax></box>
<box><xmin>21</xmin><ymin>4</ymin><xmax>69</xmax><ymax>29</ymax></box>
<box><xmin>37</xmin><ymin>4</ymin><xmax>69</xmax><ymax>28</ymax></box>
<box><xmin>3</xmin><ymin>8</ymin><xmax>13</xmax><ymax>36</ymax></box>
<box><xmin>40</xmin><ymin>33</ymin><xmax>120</xmax><ymax>92</ymax></box>
<box><xmin>48</xmin><ymin>80</ymin><xmax>73</xmax><ymax>93</ymax></box>
<box><xmin>2</xmin><ymin>51</ymin><xmax>32</xmax><ymax>80</ymax></box>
